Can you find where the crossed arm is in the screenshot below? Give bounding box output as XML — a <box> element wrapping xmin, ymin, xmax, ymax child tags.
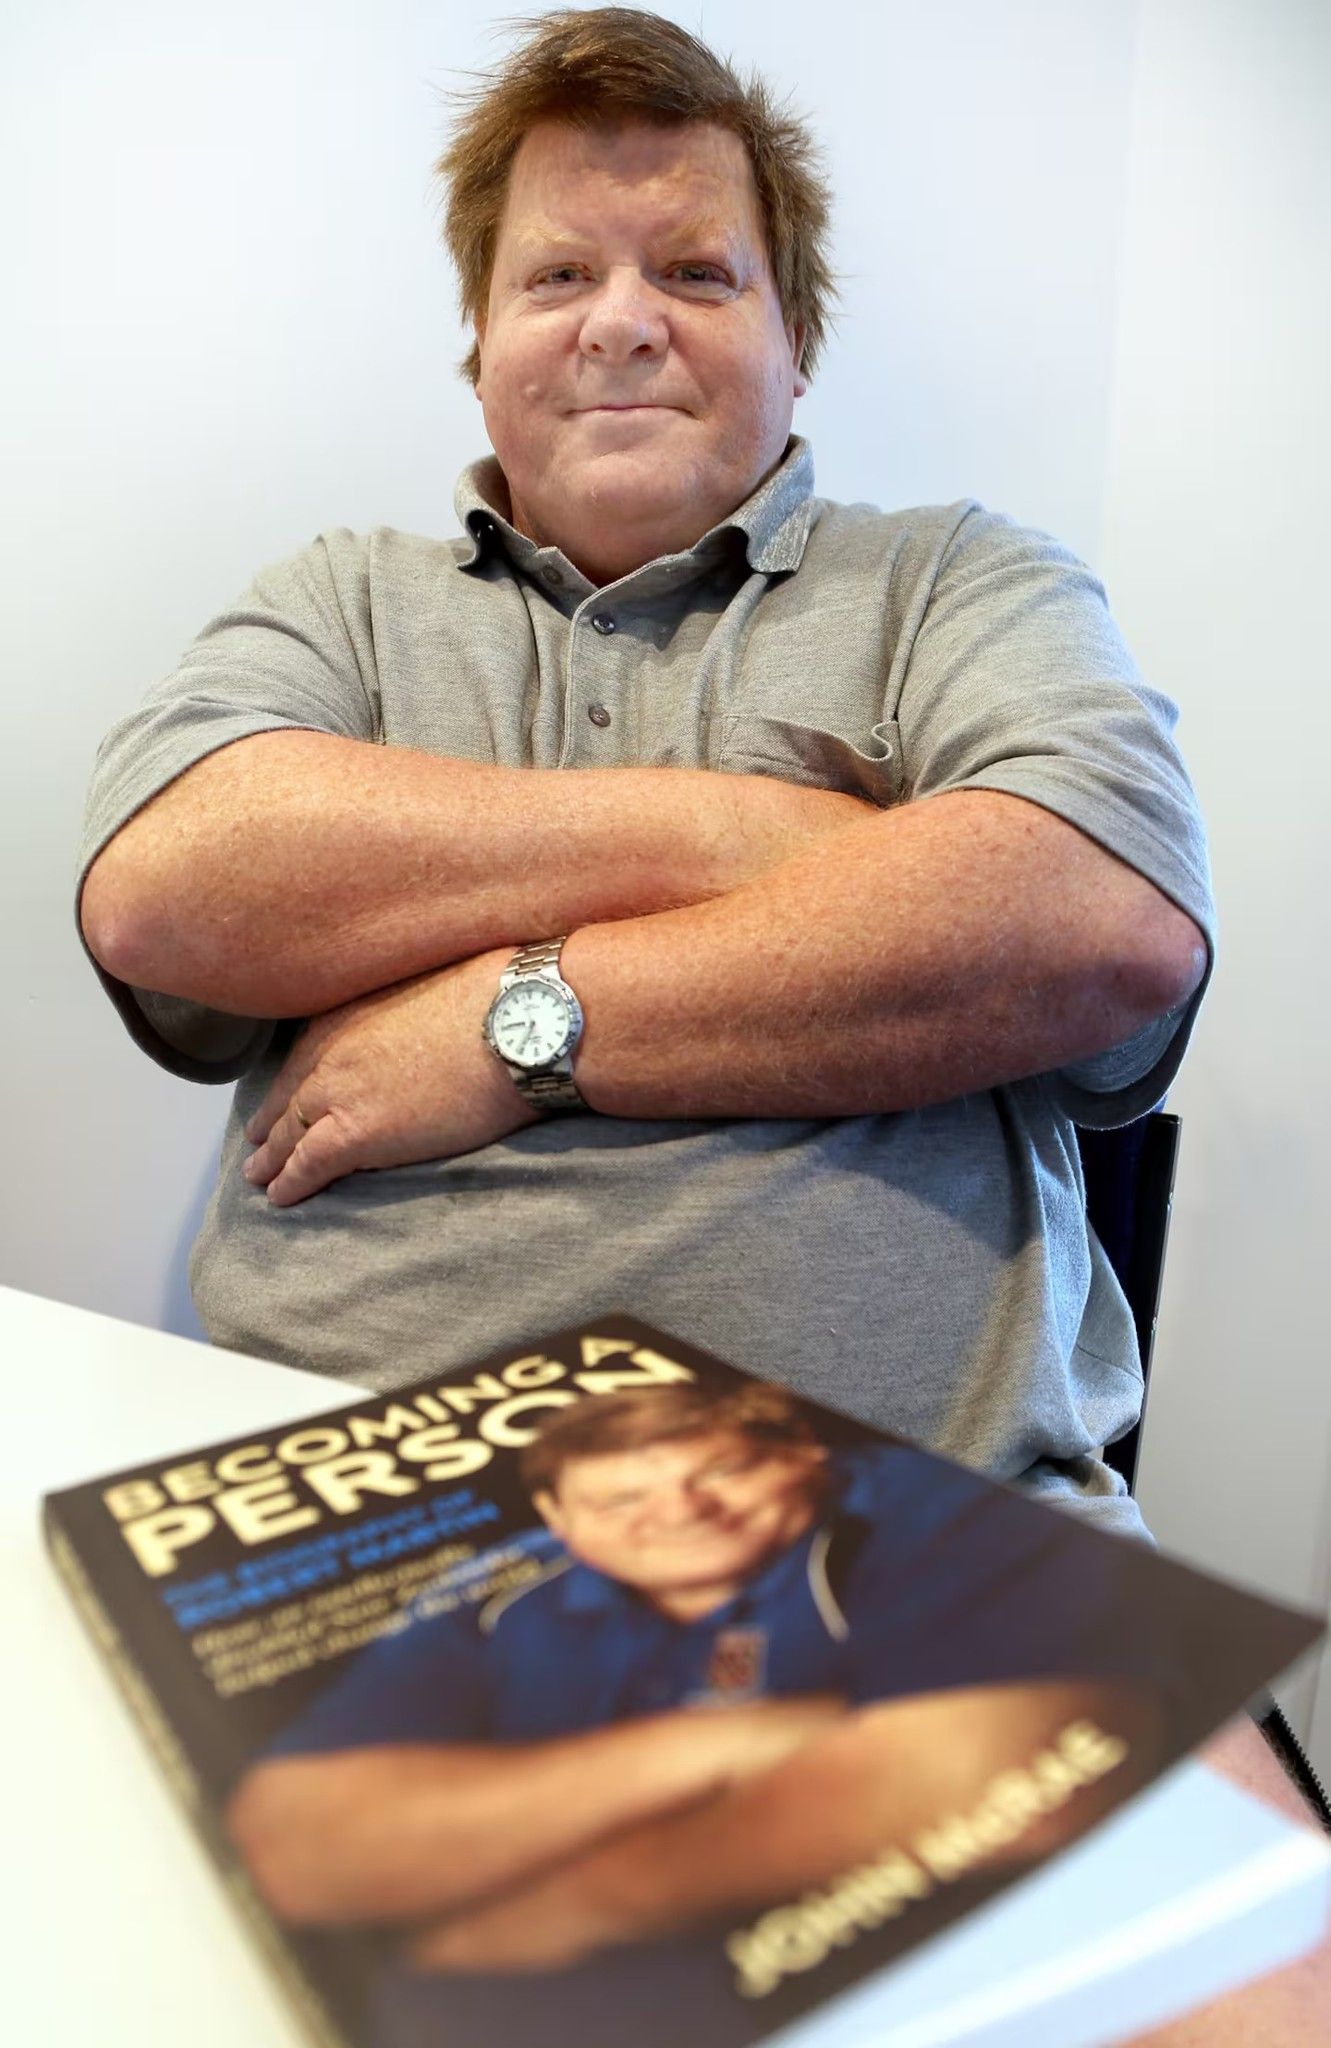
<box><xmin>412</xmin><ymin>1679</ymin><xmax>1159</xmax><ymax>1973</ymax></box>
<box><xmin>80</xmin><ymin>728</ymin><xmax>1207</xmax><ymax>1202</ymax></box>
<box><xmin>225</xmin><ymin>1679</ymin><xmax>1155</xmax><ymax>1958</ymax></box>
<box><xmin>225</xmin><ymin>1694</ymin><xmax>847</xmax><ymax>1926</ymax></box>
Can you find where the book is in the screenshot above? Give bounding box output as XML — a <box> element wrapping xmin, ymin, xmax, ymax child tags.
<box><xmin>42</xmin><ymin>1313</ymin><xmax>1330</xmax><ymax>2048</ymax></box>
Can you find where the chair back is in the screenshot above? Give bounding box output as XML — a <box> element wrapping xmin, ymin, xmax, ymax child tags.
<box><xmin>1076</xmin><ymin>1111</ymin><xmax>1181</xmax><ymax>1492</ymax></box>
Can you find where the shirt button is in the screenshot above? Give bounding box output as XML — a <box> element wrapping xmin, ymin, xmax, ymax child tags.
<box><xmin>544</xmin><ymin>565</ymin><xmax>565</xmax><ymax>588</ymax></box>
<box><xmin>591</xmin><ymin>612</ymin><xmax>617</xmax><ymax>634</ymax></box>
<box><xmin>588</xmin><ymin>703</ymin><xmax>612</xmax><ymax>728</ymax></box>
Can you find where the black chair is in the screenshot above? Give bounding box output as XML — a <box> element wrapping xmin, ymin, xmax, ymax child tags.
<box><xmin>1078</xmin><ymin>1113</ymin><xmax>1331</xmax><ymax>1829</ymax></box>
<box><xmin>1077</xmin><ymin>1109</ymin><xmax>1181</xmax><ymax>1494</ymax></box>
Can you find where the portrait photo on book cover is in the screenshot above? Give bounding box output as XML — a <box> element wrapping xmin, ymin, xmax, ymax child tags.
<box><xmin>222</xmin><ymin>1379</ymin><xmax>1207</xmax><ymax>2048</ymax></box>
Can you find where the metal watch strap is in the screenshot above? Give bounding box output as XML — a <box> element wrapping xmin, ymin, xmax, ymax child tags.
<box><xmin>503</xmin><ymin>936</ymin><xmax>569</xmax><ymax>984</ymax></box>
<box><xmin>520</xmin><ymin>1068</ymin><xmax>585</xmax><ymax>1112</ymax></box>
<box><xmin>498</xmin><ymin>937</ymin><xmax>585</xmax><ymax>1112</ymax></box>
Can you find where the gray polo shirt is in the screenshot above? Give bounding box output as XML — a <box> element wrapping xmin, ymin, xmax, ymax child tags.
<box><xmin>78</xmin><ymin>436</ymin><xmax>1214</xmax><ymax>1537</ymax></box>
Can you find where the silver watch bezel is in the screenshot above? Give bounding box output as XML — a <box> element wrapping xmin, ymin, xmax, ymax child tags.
<box><xmin>482</xmin><ymin>940</ymin><xmax>586</xmax><ymax>1112</ymax></box>
<box><xmin>483</xmin><ymin>976</ymin><xmax>583</xmax><ymax>1072</ymax></box>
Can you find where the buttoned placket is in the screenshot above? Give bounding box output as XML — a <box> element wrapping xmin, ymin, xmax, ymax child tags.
<box><xmin>561</xmin><ymin>592</ymin><xmax>628</xmax><ymax>762</ymax></box>
<box><xmin>555</xmin><ymin>542</ymin><xmax>744</xmax><ymax>765</ymax></box>
<box><xmin>458</xmin><ymin>474</ymin><xmax>813</xmax><ymax>770</ymax></box>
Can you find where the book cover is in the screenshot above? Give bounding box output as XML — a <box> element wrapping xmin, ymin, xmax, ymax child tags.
<box><xmin>42</xmin><ymin>1315</ymin><xmax>1324</xmax><ymax>2048</ymax></box>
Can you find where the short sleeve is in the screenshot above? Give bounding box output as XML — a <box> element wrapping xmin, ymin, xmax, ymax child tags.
<box><xmin>897</xmin><ymin>506</ymin><xmax>1215</xmax><ymax>1126</ymax></box>
<box><xmin>77</xmin><ymin>532</ymin><xmax>378</xmax><ymax>1080</ymax></box>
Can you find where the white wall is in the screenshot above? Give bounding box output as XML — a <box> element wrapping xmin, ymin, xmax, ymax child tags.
<box><xmin>1101</xmin><ymin>0</ymin><xmax>1331</xmax><ymax>1745</ymax></box>
<box><xmin>4</xmin><ymin>2</ymin><xmax>1326</xmax><ymax>1751</ymax></box>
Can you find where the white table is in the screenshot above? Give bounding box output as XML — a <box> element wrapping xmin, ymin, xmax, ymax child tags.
<box><xmin>7</xmin><ymin>1283</ymin><xmax>1328</xmax><ymax>2048</ymax></box>
<box><xmin>5</xmin><ymin>1284</ymin><xmax>356</xmax><ymax>2048</ymax></box>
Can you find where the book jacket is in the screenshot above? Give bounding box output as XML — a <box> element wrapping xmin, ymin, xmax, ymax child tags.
<box><xmin>42</xmin><ymin>1315</ymin><xmax>1321</xmax><ymax>2048</ymax></box>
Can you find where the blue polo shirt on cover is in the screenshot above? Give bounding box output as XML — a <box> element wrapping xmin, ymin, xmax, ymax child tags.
<box><xmin>267</xmin><ymin>1443</ymin><xmax>1142</xmax><ymax>1764</ymax></box>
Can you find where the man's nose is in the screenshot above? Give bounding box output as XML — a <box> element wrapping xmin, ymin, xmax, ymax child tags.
<box><xmin>578</xmin><ymin>269</ymin><xmax>669</xmax><ymax>362</ymax></box>
<box><xmin>649</xmin><ymin>1480</ymin><xmax>719</xmax><ymax>1527</ymax></box>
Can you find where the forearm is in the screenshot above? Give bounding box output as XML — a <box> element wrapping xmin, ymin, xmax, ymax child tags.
<box><xmin>79</xmin><ymin>731</ymin><xmax>868</xmax><ymax>1016</ymax></box>
<box><xmin>568</xmin><ymin>788</ymin><xmax>1209</xmax><ymax>1118</ymax></box>
<box><xmin>523</xmin><ymin>1683</ymin><xmax>1154</xmax><ymax>1946</ymax></box>
<box><xmin>226</xmin><ymin>1705</ymin><xmax>790</xmax><ymax>1926</ymax></box>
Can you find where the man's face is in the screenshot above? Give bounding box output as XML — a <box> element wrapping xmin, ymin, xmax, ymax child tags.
<box><xmin>475</xmin><ymin>118</ymin><xmax>807</xmax><ymax>586</ymax></box>
<box><xmin>535</xmin><ymin>1429</ymin><xmax>826</xmax><ymax>1612</ymax></box>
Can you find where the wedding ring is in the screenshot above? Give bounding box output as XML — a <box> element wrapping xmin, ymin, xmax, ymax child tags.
<box><xmin>292</xmin><ymin>1102</ymin><xmax>313</xmax><ymax>1131</ymax></box>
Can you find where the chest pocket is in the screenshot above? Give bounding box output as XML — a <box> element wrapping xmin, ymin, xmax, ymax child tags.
<box><xmin>717</xmin><ymin>713</ymin><xmax>904</xmax><ymax>806</ymax></box>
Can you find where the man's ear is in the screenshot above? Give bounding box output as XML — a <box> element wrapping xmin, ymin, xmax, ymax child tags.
<box><xmin>789</xmin><ymin>319</ymin><xmax>808</xmax><ymax>400</ymax></box>
<box><xmin>794</xmin><ymin>1442</ymin><xmax>829</xmax><ymax>1494</ymax></box>
<box><xmin>533</xmin><ymin>1487</ymin><xmax>566</xmax><ymax>1540</ymax></box>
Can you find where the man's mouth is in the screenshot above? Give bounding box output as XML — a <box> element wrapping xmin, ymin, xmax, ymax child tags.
<box><xmin>648</xmin><ymin>1518</ymin><xmax>747</xmax><ymax>1545</ymax></box>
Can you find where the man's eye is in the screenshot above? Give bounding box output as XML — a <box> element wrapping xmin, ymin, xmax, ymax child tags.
<box><xmin>532</xmin><ymin>264</ymin><xmax>726</xmax><ymax>289</ymax></box>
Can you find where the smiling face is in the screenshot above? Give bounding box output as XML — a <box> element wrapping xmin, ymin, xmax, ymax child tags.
<box><xmin>534</xmin><ymin>1428</ymin><xmax>827</xmax><ymax>1621</ymax></box>
<box><xmin>474</xmin><ymin>118</ymin><xmax>807</xmax><ymax>586</ymax></box>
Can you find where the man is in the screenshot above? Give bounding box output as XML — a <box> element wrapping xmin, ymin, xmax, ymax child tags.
<box><xmin>78</xmin><ymin>7</ymin><xmax>1204</xmax><ymax>1537</ymax></box>
<box><xmin>227</xmin><ymin>1385</ymin><xmax>1160</xmax><ymax>2041</ymax></box>
<box><xmin>76</xmin><ymin>13</ymin><xmax>1328</xmax><ymax>2035</ymax></box>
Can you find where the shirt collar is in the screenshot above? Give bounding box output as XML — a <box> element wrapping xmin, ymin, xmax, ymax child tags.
<box><xmin>453</xmin><ymin>434</ymin><xmax>817</xmax><ymax>586</ymax></box>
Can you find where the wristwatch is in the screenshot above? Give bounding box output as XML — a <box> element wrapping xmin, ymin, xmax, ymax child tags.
<box><xmin>482</xmin><ymin>937</ymin><xmax>586</xmax><ymax>1112</ymax></box>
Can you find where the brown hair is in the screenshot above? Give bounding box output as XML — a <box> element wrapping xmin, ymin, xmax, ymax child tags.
<box><xmin>520</xmin><ymin>1381</ymin><xmax>823</xmax><ymax>1498</ymax></box>
<box><xmin>432</xmin><ymin>8</ymin><xmax>842</xmax><ymax>390</ymax></box>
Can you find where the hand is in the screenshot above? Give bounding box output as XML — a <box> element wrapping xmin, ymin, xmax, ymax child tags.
<box><xmin>406</xmin><ymin>1698</ymin><xmax>849</xmax><ymax>1974</ymax></box>
<box><xmin>692</xmin><ymin>1694</ymin><xmax>850</xmax><ymax>1782</ymax></box>
<box><xmin>242</xmin><ymin>949</ymin><xmax>539</xmax><ymax>1206</ymax></box>
<box><xmin>408</xmin><ymin>1867</ymin><xmax>627</xmax><ymax>1974</ymax></box>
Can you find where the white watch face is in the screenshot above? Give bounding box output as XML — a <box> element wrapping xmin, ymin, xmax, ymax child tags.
<box><xmin>490</xmin><ymin>981</ymin><xmax>575</xmax><ymax>1070</ymax></box>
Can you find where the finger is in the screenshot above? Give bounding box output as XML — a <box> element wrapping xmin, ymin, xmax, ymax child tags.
<box><xmin>243</xmin><ymin>1097</ymin><xmax>319</xmax><ymax>1187</ymax></box>
<box><xmin>245</xmin><ymin>1020</ymin><xmax>332</xmax><ymax>1144</ymax></box>
<box><xmin>245</xmin><ymin>1053</ymin><xmax>320</xmax><ymax>1145</ymax></box>
<box><xmin>408</xmin><ymin>1913</ymin><xmax>528</xmax><ymax>1974</ymax></box>
<box><xmin>264</xmin><ymin>1114</ymin><xmax>361</xmax><ymax>1208</ymax></box>
<box><xmin>407</xmin><ymin>1923</ymin><xmax>465</xmax><ymax>1970</ymax></box>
